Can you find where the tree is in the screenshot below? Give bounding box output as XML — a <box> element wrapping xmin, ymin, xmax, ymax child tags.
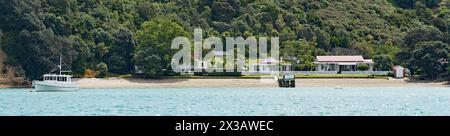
<box><xmin>0</xmin><ymin>0</ymin><xmax>80</xmax><ymax>80</ymax></box>
<box><xmin>373</xmin><ymin>42</ymin><xmax>399</xmax><ymax>70</ymax></box>
<box><xmin>70</xmin><ymin>35</ymin><xmax>95</xmax><ymax>74</ymax></box>
<box><xmin>94</xmin><ymin>42</ymin><xmax>109</xmax><ymax>61</ymax></box>
<box><xmin>134</xmin><ymin>16</ymin><xmax>190</xmax><ymax>77</ymax></box>
<box><xmin>421</xmin><ymin>0</ymin><xmax>441</xmax><ymax>8</ymax></box>
<box><xmin>212</xmin><ymin>21</ymin><xmax>231</xmax><ymax>33</ymax></box>
<box><xmin>330</xmin><ymin>36</ymin><xmax>350</xmax><ymax>48</ymax></box>
<box><xmin>107</xmin><ymin>28</ymin><xmax>135</xmax><ymax>74</ymax></box>
<box><xmin>281</xmin><ymin>40</ymin><xmax>316</xmax><ymax>71</ymax></box>
<box><xmin>211</xmin><ymin>1</ymin><xmax>236</xmax><ymax>21</ymax></box>
<box><xmin>279</xmin><ymin>28</ymin><xmax>296</xmax><ymax>42</ymax></box>
<box><xmin>394</xmin><ymin>0</ymin><xmax>417</xmax><ymax>9</ymax></box>
<box><xmin>136</xmin><ymin>2</ymin><xmax>160</xmax><ymax>21</ymax></box>
<box><xmin>2</xmin><ymin>29</ymin><xmax>77</xmax><ymax>79</ymax></box>
<box><xmin>1</xmin><ymin>0</ymin><xmax>450</xmax><ymax>80</ymax></box>
<box><xmin>297</xmin><ymin>26</ymin><xmax>315</xmax><ymax>41</ymax></box>
<box><xmin>373</xmin><ymin>55</ymin><xmax>395</xmax><ymax>71</ymax></box>
<box><xmin>201</xmin><ymin>6</ymin><xmax>212</xmax><ymax>19</ymax></box>
<box><xmin>0</xmin><ymin>0</ymin><xmax>45</xmax><ymax>32</ymax></box>
<box><xmin>448</xmin><ymin>53</ymin><xmax>450</xmax><ymax>75</ymax></box>
<box><xmin>403</xmin><ymin>27</ymin><xmax>445</xmax><ymax>47</ymax></box>
<box><xmin>410</xmin><ymin>41</ymin><xmax>449</xmax><ymax>79</ymax></box>
<box><xmin>96</xmin><ymin>62</ymin><xmax>108</xmax><ymax>78</ymax></box>
<box><xmin>315</xmin><ymin>30</ymin><xmax>331</xmax><ymax>51</ymax></box>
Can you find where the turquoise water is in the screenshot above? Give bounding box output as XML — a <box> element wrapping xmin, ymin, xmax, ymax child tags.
<box><xmin>0</xmin><ymin>87</ymin><xmax>449</xmax><ymax>116</ymax></box>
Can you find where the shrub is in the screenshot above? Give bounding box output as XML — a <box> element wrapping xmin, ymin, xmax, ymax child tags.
<box><xmin>387</xmin><ymin>71</ymin><xmax>394</xmax><ymax>77</ymax></box>
<box><xmin>447</xmin><ymin>53</ymin><xmax>450</xmax><ymax>78</ymax></box>
<box><xmin>96</xmin><ymin>62</ymin><xmax>108</xmax><ymax>78</ymax></box>
<box><xmin>357</xmin><ymin>64</ymin><xmax>369</xmax><ymax>71</ymax></box>
<box><xmin>83</xmin><ymin>69</ymin><xmax>96</xmax><ymax>78</ymax></box>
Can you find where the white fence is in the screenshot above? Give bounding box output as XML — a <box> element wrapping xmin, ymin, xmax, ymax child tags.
<box><xmin>341</xmin><ymin>71</ymin><xmax>391</xmax><ymax>75</ymax></box>
<box><xmin>242</xmin><ymin>71</ymin><xmax>281</xmax><ymax>75</ymax></box>
<box><xmin>281</xmin><ymin>71</ymin><xmax>338</xmax><ymax>75</ymax></box>
<box><xmin>243</xmin><ymin>71</ymin><xmax>391</xmax><ymax>75</ymax></box>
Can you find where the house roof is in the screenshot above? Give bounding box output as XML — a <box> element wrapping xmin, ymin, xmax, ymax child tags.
<box><xmin>363</xmin><ymin>59</ymin><xmax>373</xmax><ymax>63</ymax></box>
<box><xmin>316</xmin><ymin>55</ymin><xmax>365</xmax><ymax>62</ymax></box>
<box><xmin>393</xmin><ymin>65</ymin><xmax>404</xmax><ymax>69</ymax></box>
<box><xmin>260</xmin><ymin>57</ymin><xmax>279</xmax><ymax>64</ymax></box>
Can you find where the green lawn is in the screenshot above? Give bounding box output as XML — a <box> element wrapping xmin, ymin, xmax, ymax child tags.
<box><xmin>295</xmin><ymin>74</ymin><xmax>389</xmax><ymax>78</ymax></box>
<box><xmin>241</xmin><ymin>74</ymin><xmax>390</xmax><ymax>79</ymax></box>
<box><xmin>240</xmin><ymin>75</ymin><xmax>276</xmax><ymax>78</ymax></box>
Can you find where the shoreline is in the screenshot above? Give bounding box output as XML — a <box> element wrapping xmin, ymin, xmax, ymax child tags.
<box><xmin>0</xmin><ymin>77</ymin><xmax>448</xmax><ymax>89</ymax></box>
<box><xmin>74</xmin><ymin>77</ymin><xmax>448</xmax><ymax>89</ymax></box>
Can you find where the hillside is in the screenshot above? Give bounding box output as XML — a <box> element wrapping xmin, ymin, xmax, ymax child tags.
<box><xmin>0</xmin><ymin>0</ymin><xmax>449</xmax><ymax>79</ymax></box>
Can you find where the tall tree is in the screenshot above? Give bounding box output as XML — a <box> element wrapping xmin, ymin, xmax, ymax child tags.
<box><xmin>211</xmin><ymin>1</ymin><xmax>236</xmax><ymax>22</ymax></box>
<box><xmin>134</xmin><ymin>16</ymin><xmax>190</xmax><ymax>77</ymax></box>
<box><xmin>373</xmin><ymin>55</ymin><xmax>395</xmax><ymax>71</ymax></box>
<box><xmin>281</xmin><ymin>39</ymin><xmax>316</xmax><ymax>71</ymax></box>
<box><xmin>107</xmin><ymin>28</ymin><xmax>135</xmax><ymax>74</ymax></box>
<box><xmin>410</xmin><ymin>41</ymin><xmax>449</xmax><ymax>79</ymax></box>
<box><xmin>403</xmin><ymin>27</ymin><xmax>445</xmax><ymax>48</ymax></box>
<box><xmin>0</xmin><ymin>0</ymin><xmax>77</xmax><ymax>79</ymax></box>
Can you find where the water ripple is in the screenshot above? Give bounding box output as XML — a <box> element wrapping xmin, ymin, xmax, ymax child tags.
<box><xmin>0</xmin><ymin>87</ymin><xmax>449</xmax><ymax>116</ymax></box>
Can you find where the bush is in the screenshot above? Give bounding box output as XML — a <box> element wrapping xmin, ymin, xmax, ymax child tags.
<box><xmin>387</xmin><ymin>71</ymin><xmax>394</xmax><ymax>77</ymax></box>
<box><xmin>447</xmin><ymin>53</ymin><xmax>450</xmax><ymax>75</ymax></box>
<box><xmin>357</xmin><ymin>64</ymin><xmax>369</xmax><ymax>71</ymax></box>
<box><xmin>448</xmin><ymin>63</ymin><xmax>450</xmax><ymax>75</ymax></box>
<box><xmin>393</xmin><ymin>0</ymin><xmax>417</xmax><ymax>9</ymax></box>
<box><xmin>96</xmin><ymin>62</ymin><xmax>108</xmax><ymax>78</ymax></box>
<box><xmin>83</xmin><ymin>69</ymin><xmax>96</xmax><ymax>78</ymax></box>
<box><xmin>163</xmin><ymin>70</ymin><xmax>179</xmax><ymax>76</ymax></box>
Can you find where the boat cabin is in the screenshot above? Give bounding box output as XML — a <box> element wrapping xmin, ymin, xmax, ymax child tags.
<box><xmin>43</xmin><ymin>74</ymin><xmax>73</xmax><ymax>82</ymax></box>
<box><xmin>278</xmin><ymin>74</ymin><xmax>295</xmax><ymax>88</ymax></box>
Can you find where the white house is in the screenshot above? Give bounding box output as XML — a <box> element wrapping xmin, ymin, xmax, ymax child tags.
<box><xmin>192</xmin><ymin>51</ymin><xmax>229</xmax><ymax>71</ymax></box>
<box><xmin>314</xmin><ymin>55</ymin><xmax>374</xmax><ymax>72</ymax></box>
<box><xmin>248</xmin><ymin>57</ymin><xmax>292</xmax><ymax>73</ymax></box>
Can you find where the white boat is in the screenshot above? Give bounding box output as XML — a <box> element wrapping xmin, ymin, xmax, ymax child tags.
<box><xmin>32</xmin><ymin>55</ymin><xmax>79</xmax><ymax>92</ymax></box>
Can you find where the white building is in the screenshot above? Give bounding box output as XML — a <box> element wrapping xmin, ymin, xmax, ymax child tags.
<box><xmin>248</xmin><ymin>57</ymin><xmax>292</xmax><ymax>73</ymax></box>
<box><xmin>314</xmin><ymin>55</ymin><xmax>374</xmax><ymax>72</ymax></box>
<box><xmin>393</xmin><ymin>66</ymin><xmax>405</xmax><ymax>78</ymax></box>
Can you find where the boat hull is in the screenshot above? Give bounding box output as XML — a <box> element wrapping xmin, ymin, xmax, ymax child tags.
<box><xmin>32</xmin><ymin>81</ymin><xmax>79</xmax><ymax>92</ymax></box>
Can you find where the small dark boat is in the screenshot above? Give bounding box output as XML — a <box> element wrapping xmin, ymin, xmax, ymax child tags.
<box><xmin>278</xmin><ymin>74</ymin><xmax>295</xmax><ymax>88</ymax></box>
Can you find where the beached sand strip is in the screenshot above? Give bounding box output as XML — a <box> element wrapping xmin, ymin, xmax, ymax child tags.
<box><xmin>74</xmin><ymin>78</ymin><xmax>277</xmax><ymax>88</ymax></box>
<box><xmin>74</xmin><ymin>78</ymin><xmax>448</xmax><ymax>89</ymax></box>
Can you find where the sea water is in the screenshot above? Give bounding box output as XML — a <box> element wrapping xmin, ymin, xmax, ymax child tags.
<box><xmin>0</xmin><ymin>87</ymin><xmax>449</xmax><ymax>116</ymax></box>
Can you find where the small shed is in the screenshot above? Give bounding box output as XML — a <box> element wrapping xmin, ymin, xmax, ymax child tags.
<box><xmin>393</xmin><ymin>66</ymin><xmax>405</xmax><ymax>78</ymax></box>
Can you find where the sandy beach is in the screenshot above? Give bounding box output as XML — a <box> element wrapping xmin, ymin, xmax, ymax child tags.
<box><xmin>73</xmin><ymin>78</ymin><xmax>449</xmax><ymax>89</ymax></box>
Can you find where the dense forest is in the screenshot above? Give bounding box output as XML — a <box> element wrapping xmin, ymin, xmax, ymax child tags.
<box><xmin>0</xmin><ymin>0</ymin><xmax>449</xmax><ymax>80</ymax></box>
